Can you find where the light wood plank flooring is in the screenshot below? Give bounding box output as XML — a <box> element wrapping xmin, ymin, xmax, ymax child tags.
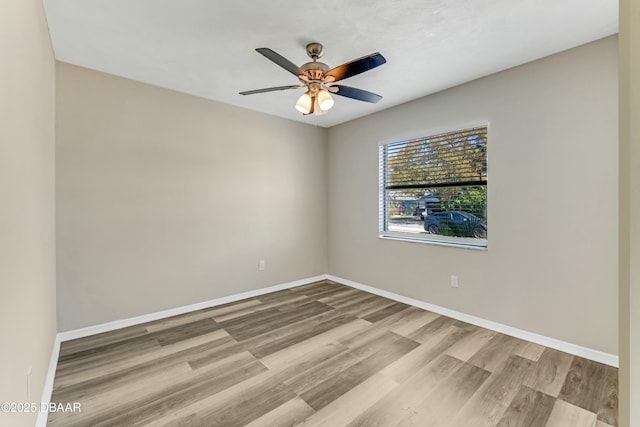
<box><xmin>48</xmin><ymin>280</ymin><xmax>618</xmax><ymax>427</ymax></box>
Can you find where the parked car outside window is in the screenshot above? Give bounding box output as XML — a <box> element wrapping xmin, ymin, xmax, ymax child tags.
<box><xmin>424</xmin><ymin>211</ymin><xmax>487</xmax><ymax>239</ymax></box>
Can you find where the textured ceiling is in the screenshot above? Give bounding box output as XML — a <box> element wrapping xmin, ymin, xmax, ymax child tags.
<box><xmin>43</xmin><ymin>0</ymin><xmax>618</xmax><ymax>128</ymax></box>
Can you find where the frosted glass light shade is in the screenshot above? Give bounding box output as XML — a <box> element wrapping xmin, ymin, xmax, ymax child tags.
<box><xmin>317</xmin><ymin>89</ymin><xmax>334</xmax><ymax>110</ymax></box>
<box><xmin>295</xmin><ymin>92</ymin><xmax>312</xmax><ymax>114</ymax></box>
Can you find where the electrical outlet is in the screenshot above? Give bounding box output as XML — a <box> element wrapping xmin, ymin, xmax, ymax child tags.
<box><xmin>450</xmin><ymin>275</ymin><xmax>459</xmax><ymax>288</ymax></box>
<box><xmin>259</xmin><ymin>259</ymin><xmax>265</xmax><ymax>271</ymax></box>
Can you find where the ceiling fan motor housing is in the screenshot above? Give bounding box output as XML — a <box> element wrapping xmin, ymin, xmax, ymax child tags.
<box><xmin>300</xmin><ymin>61</ymin><xmax>329</xmax><ymax>82</ymax></box>
<box><xmin>300</xmin><ymin>42</ymin><xmax>329</xmax><ymax>83</ymax></box>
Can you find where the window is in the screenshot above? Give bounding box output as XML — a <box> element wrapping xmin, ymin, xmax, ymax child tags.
<box><xmin>379</xmin><ymin>125</ymin><xmax>488</xmax><ymax>248</ymax></box>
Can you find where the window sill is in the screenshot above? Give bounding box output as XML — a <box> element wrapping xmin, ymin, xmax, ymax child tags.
<box><xmin>378</xmin><ymin>233</ymin><xmax>488</xmax><ymax>250</ymax></box>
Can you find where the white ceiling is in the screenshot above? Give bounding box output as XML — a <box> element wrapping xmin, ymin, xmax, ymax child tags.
<box><xmin>43</xmin><ymin>0</ymin><xmax>618</xmax><ymax>128</ymax></box>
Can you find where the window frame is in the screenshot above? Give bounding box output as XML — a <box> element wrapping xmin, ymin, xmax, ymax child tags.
<box><xmin>378</xmin><ymin>123</ymin><xmax>489</xmax><ymax>250</ymax></box>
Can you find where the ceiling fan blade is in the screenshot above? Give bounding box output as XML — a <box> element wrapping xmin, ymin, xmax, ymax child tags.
<box><xmin>325</xmin><ymin>52</ymin><xmax>386</xmax><ymax>82</ymax></box>
<box><xmin>239</xmin><ymin>85</ymin><xmax>302</xmax><ymax>95</ymax></box>
<box><xmin>256</xmin><ymin>48</ymin><xmax>303</xmax><ymax>76</ymax></box>
<box><xmin>331</xmin><ymin>85</ymin><xmax>382</xmax><ymax>103</ymax></box>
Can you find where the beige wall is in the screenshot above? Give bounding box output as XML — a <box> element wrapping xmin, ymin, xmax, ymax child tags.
<box><xmin>328</xmin><ymin>36</ymin><xmax>618</xmax><ymax>354</ymax></box>
<box><xmin>618</xmin><ymin>0</ymin><xmax>639</xmax><ymax>424</ymax></box>
<box><xmin>0</xmin><ymin>0</ymin><xmax>57</xmax><ymax>426</ymax></box>
<box><xmin>55</xmin><ymin>63</ymin><xmax>328</xmax><ymax>331</ymax></box>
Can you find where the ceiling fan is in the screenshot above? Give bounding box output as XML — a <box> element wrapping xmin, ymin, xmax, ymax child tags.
<box><xmin>239</xmin><ymin>42</ymin><xmax>386</xmax><ymax>116</ymax></box>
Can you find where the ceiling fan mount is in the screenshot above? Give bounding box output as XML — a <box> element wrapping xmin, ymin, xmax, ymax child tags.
<box><xmin>305</xmin><ymin>42</ymin><xmax>324</xmax><ymax>60</ymax></box>
<box><xmin>239</xmin><ymin>42</ymin><xmax>386</xmax><ymax>116</ymax></box>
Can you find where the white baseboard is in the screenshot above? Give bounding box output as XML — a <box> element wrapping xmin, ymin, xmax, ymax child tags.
<box><xmin>327</xmin><ymin>275</ymin><xmax>618</xmax><ymax>368</ymax></box>
<box><xmin>35</xmin><ymin>334</ymin><xmax>62</xmax><ymax>427</ymax></box>
<box><xmin>58</xmin><ymin>275</ymin><xmax>328</xmax><ymax>342</ymax></box>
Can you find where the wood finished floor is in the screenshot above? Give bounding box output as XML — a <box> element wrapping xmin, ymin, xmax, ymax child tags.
<box><xmin>48</xmin><ymin>280</ymin><xmax>618</xmax><ymax>427</ymax></box>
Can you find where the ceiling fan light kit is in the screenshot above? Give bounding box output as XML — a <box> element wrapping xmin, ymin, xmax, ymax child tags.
<box><xmin>240</xmin><ymin>42</ymin><xmax>386</xmax><ymax>116</ymax></box>
<box><xmin>295</xmin><ymin>90</ymin><xmax>333</xmax><ymax>115</ymax></box>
